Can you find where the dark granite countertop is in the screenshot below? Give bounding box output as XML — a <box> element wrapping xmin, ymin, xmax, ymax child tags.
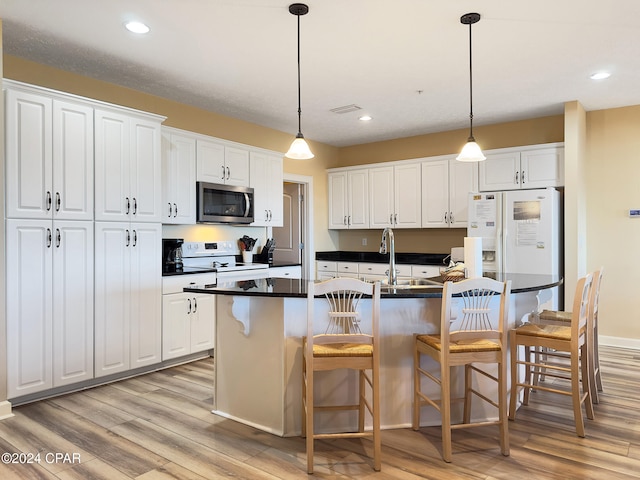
<box><xmin>315</xmin><ymin>251</ymin><xmax>449</xmax><ymax>266</ymax></box>
<box><xmin>184</xmin><ymin>273</ymin><xmax>562</xmax><ymax>299</ymax></box>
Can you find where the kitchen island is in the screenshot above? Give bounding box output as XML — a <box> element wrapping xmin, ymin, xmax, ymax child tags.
<box><xmin>185</xmin><ymin>274</ymin><xmax>561</xmax><ymax>437</ymax></box>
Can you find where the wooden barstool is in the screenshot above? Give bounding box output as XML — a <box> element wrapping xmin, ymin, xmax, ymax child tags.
<box><xmin>302</xmin><ymin>278</ymin><xmax>381</xmax><ymax>474</ymax></box>
<box><xmin>412</xmin><ymin>277</ymin><xmax>511</xmax><ymax>462</ymax></box>
<box><xmin>509</xmin><ymin>273</ymin><xmax>595</xmax><ymax>437</ymax></box>
<box><xmin>537</xmin><ymin>267</ymin><xmax>604</xmax><ymax>403</ymax></box>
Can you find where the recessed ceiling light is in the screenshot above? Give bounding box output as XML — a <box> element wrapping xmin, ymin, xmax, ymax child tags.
<box><xmin>359</xmin><ymin>115</ymin><xmax>372</xmax><ymax>121</ymax></box>
<box><xmin>590</xmin><ymin>71</ymin><xmax>611</xmax><ymax>80</ymax></box>
<box><xmin>125</xmin><ymin>21</ymin><xmax>150</xmax><ymax>34</ymax></box>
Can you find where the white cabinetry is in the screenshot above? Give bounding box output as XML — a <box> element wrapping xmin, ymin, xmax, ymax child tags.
<box><xmin>359</xmin><ymin>262</ymin><xmax>412</xmax><ymax>283</ymax></box>
<box><xmin>268</xmin><ymin>265</ymin><xmax>302</xmax><ymax>279</ymax></box>
<box><xmin>95</xmin><ymin>108</ymin><xmax>163</xmax><ymax>222</ymax></box>
<box><xmin>6</xmin><ymin>219</ymin><xmax>94</xmax><ymax>398</ymax></box>
<box><xmin>250</xmin><ymin>151</ymin><xmax>284</xmax><ymax>226</ymax></box>
<box><xmin>421</xmin><ymin>155</ymin><xmax>478</xmax><ymax>228</ymax></box>
<box><xmin>479</xmin><ymin>144</ymin><xmax>564</xmax><ymax>191</ymax></box>
<box><xmin>328</xmin><ymin>169</ymin><xmax>369</xmax><ymax>229</ymax></box>
<box><xmin>5</xmin><ymin>86</ymin><xmax>94</xmax><ymax>220</ymax></box>
<box><xmin>197</xmin><ymin>139</ymin><xmax>250</xmax><ymax>186</ymax></box>
<box><xmin>316</xmin><ymin>261</ymin><xmax>338</xmax><ymax>280</ymax></box>
<box><xmin>161</xmin><ymin>128</ymin><xmax>196</xmax><ymax>224</ymax></box>
<box><xmin>94</xmin><ymin>222</ymin><xmax>162</xmax><ymax>377</ymax></box>
<box><xmin>162</xmin><ymin>293</ymin><xmax>215</xmax><ymax>360</ymax></box>
<box><xmin>369</xmin><ymin>162</ymin><xmax>421</xmax><ymax>228</ymax></box>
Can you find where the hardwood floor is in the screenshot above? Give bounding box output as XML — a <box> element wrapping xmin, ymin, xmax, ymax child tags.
<box><xmin>1</xmin><ymin>345</ymin><xmax>639</xmax><ymax>479</ymax></box>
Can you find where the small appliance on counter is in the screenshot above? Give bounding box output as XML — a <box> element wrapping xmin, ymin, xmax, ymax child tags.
<box><xmin>257</xmin><ymin>238</ymin><xmax>276</xmax><ymax>265</ymax></box>
<box><xmin>162</xmin><ymin>238</ymin><xmax>184</xmax><ymax>274</ymax></box>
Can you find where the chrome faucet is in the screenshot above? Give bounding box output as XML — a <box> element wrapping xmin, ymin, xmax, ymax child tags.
<box><xmin>379</xmin><ymin>227</ymin><xmax>397</xmax><ymax>285</ymax></box>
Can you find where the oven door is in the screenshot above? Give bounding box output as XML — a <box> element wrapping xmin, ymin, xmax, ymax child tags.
<box><xmin>197</xmin><ymin>182</ymin><xmax>254</xmax><ymax>224</ymax></box>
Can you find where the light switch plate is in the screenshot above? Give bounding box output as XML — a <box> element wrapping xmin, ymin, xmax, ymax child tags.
<box><xmin>629</xmin><ymin>209</ymin><xmax>640</xmax><ymax>217</ymax></box>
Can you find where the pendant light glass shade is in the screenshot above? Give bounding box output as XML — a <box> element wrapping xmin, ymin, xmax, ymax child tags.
<box><xmin>285</xmin><ymin>4</ymin><xmax>314</xmax><ymax>160</ymax></box>
<box><xmin>286</xmin><ymin>134</ymin><xmax>314</xmax><ymax>160</ymax></box>
<box><xmin>457</xmin><ymin>137</ymin><xmax>486</xmax><ymax>162</ymax></box>
<box><xmin>457</xmin><ymin>13</ymin><xmax>485</xmax><ymax>162</ymax></box>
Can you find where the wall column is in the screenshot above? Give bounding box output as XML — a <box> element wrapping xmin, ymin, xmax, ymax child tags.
<box><xmin>563</xmin><ymin>101</ymin><xmax>588</xmax><ymax>308</ymax></box>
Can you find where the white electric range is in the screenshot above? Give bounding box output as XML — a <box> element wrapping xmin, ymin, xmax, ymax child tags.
<box><xmin>181</xmin><ymin>241</ymin><xmax>269</xmax><ymax>282</ymax></box>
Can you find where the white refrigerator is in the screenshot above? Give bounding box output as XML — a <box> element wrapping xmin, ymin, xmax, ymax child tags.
<box><xmin>467</xmin><ymin>188</ymin><xmax>561</xmax><ymax>306</ymax></box>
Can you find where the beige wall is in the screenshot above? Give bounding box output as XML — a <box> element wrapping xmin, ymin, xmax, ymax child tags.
<box><xmin>586</xmin><ymin>105</ymin><xmax>640</xmax><ymax>340</ymax></box>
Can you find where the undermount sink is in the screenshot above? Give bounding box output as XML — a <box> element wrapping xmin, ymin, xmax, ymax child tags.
<box><xmin>380</xmin><ymin>277</ymin><xmax>443</xmax><ymax>290</ymax></box>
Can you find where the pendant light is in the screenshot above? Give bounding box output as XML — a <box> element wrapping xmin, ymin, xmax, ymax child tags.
<box><xmin>457</xmin><ymin>12</ymin><xmax>486</xmax><ymax>162</ymax></box>
<box><xmin>285</xmin><ymin>3</ymin><xmax>314</xmax><ymax>160</ymax></box>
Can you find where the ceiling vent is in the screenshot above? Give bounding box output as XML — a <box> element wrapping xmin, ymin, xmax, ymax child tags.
<box><xmin>330</xmin><ymin>104</ymin><xmax>362</xmax><ymax>114</ymax></box>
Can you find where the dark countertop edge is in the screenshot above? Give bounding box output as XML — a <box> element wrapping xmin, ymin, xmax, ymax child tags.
<box><xmin>183</xmin><ymin>274</ymin><xmax>563</xmax><ymax>299</ymax></box>
<box><xmin>315</xmin><ymin>251</ymin><xmax>449</xmax><ymax>266</ymax></box>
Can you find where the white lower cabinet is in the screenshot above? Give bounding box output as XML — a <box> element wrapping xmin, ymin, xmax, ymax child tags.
<box><xmin>94</xmin><ymin>222</ymin><xmax>162</xmax><ymax>377</ymax></box>
<box><xmin>162</xmin><ymin>293</ymin><xmax>215</xmax><ymax>360</ymax></box>
<box><xmin>6</xmin><ymin>219</ymin><xmax>94</xmax><ymax>398</ymax></box>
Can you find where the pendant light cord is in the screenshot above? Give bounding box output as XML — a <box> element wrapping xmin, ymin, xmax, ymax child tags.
<box><xmin>296</xmin><ymin>12</ymin><xmax>302</xmax><ymax>136</ymax></box>
<box><xmin>467</xmin><ymin>20</ymin><xmax>474</xmax><ymax>140</ymax></box>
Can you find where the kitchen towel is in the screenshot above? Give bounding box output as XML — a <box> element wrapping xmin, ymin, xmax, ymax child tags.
<box><xmin>464</xmin><ymin>236</ymin><xmax>483</xmax><ymax>278</ymax></box>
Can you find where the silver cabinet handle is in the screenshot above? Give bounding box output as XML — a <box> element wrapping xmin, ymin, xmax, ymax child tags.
<box><xmin>226</xmin><ymin>166</ymin><xmax>231</xmax><ymax>180</ymax></box>
<box><xmin>449</xmin><ymin>212</ymin><xmax>454</xmax><ymax>224</ymax></box>
<box><xmin>389</xmin><ymin>214</ymin><xmax>393</xmax><ymax>224</ymax></box>
<box><xmin>56</xmin><ymin>228</ymin><xmax>61</xmax><ymax>248</ymax></box>
<box><xmin>348</xmin><ymin>215</ymin><xmax>351</xmax><ymax>225</ymax></box>
<box><xmin>126</xmin><ymin>229</ymin><xmax>130</xmax><ymax>247</ymax></box>
<box><xmin>444</xmin><ymin>212</ymin><xmax>448</xmax><ymax>223</ymax></box>
<box><xmin>46</xmin><ymin>191</ymin><xmax>52</xmax><ymax>211</ymax></box>
<box><xmin>126</xmin><ymin>197</ymin><xmax>130</xmax><ymax>214</ymax></box>
<box><xmin>394</xmin><ymin>213</ymin><xmax>398</xmax><ymax>225</ymax></box>
<box><xmin>187</xmin><ymin>298</ymin><xmax>192</xmax><ymax>314</ymax></box>
<box><xmin>515</xmin><ymin>171</ymin><xmax>519</xmax><ymax>184</ymax></box>
<box><xmin>521</xmin><ymin>170</ymin><xmax>525</xmax><ymax>184</ymax></box>
<box><xmin>221</xmin><ymin>165</ymin><xmax>226</xmax><ymax>179</ymax></box>
<box><xmin>173</xmin><ymin>203</ymin><xmax>177</xmax><ymax>217</ymax></box>
<box><xmin>55</xmin><ymin>192</ymin><xmax>61</xmax><ymax>212</ymax></box>
<box><xmin>46</xmin><ymin>228</ymin><xmax>52</xmax><ymax>248</ymax></box>
<box><xmin>132</xmin><ymin>230</ymin><xmax>137</xmax><ymax>247</ymax></box>
<box><xmin>168</xmin><ymin>202</ymin><xmax>173</xmax><ymax>217</ymax></box>
<box><xmin>133</xmin><ymin>197</ymin><xmax>137</xmax><ymax>215</ymax></box>
<box><xmin>192</xmin><ymin>298</ymin><xmax>198</xmax><ymax>313</ymax></box>
<box><xmin>344</xmin><ymin>216</ymin><xmax>347</xmax><ymax>225</ymax></box>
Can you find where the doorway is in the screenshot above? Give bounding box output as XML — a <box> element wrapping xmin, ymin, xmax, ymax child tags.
<box><xmin>272</xmin><ymin>174</ymin><xmax>313</xmax><ymax>279</ymax></box>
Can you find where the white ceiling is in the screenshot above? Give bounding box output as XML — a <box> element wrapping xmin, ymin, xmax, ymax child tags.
<box><xmin>2</xmin><ymin>0</ymin><xmax>639</xmax><ymax>147</ymax></box>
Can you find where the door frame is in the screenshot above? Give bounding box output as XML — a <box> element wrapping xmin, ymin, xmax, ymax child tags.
<box><xmin>278</xmin><ymin>173</ymin><xmax>313</xmax><ymax>280</ymax></box>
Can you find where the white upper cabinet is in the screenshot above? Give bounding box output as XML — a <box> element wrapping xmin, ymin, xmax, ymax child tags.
<box><xmin>328</xmin><ymin>169</ymin><xmax>369</xmax><ymax>229</ymax></box>
<box><xmin>250</xmin><ymin>151</ymin><xmax>284</xmax><ymax>226</ymax></box>
<box><xmin>197</xmin><ymin>139</ymin><xmax>250</xmax><ymax>186</ymax></box>
<box><xmin>422</xmin><ymin>155</ymin><xmax>478</xmax><ymax>228</ymax></box>
<box><xmin>162</xmin><ymin>129</ymin><xmax>197</xmax><ymax>224</ymax></box>
<box><xmin>369</xmin><ymin>162</ymin><xmax>421</xmax><ymax>229</ymax></box>
<box><xmin>5</xmin><ymin>86</ymin><xmax>94</xmax><ymax>220</ymax></box>
<box><xmin>479</xmin><ymin>144</ymin><xmax>564</xmax><ymax>191</ymax></box>
<box><xmin>95</xmin><ymin>107</ymin><xmax>163</xmax><ymax>222</ymax></box>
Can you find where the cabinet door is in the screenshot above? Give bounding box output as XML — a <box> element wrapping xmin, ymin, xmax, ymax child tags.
<box><xmin>94</xmin><ymin>222</ymin><xmax>131</xmax><ymax>377</ymax></box>
<box><xmin>394</xmin><ymin>163</ymin><xmax>421</xmax><ymax>228</ymax></box>
<box><xmin>421</xmin><ymin>159</ymin><xmax>449</xmax><ymax>228</ymax></box>
<box><xmin>266</xmin><ymin>154</ymin><xmax>284</xmax><ymax>226</ymax></box>
<box><xmin>348</xmin><ymin>169</ymin><xmax>369</xmax><ymax>229</ymax></box>
<box><xmin>449</xmin><ymin>158</ymin><xmax>478</xmax><ymax>227</ymax></box>
<box><xmin>224</xmin><ymin>146</ymin><xmax>250</xmax><ymax>186</ymax></box>
<box><xmin>5</xmin><ymin>89</ymin><xmax>53</xmax><ymax>219</ymax></box>
<box><xmin>162</xmin><ymin>294</ymin><xmax>191</xmax><ymax>360</ymax></box>
<box><xmin>52</xmin><ymin>221</ymin><xmax>94</xmax><ymax>386</ymax></box>
<box><xmin>369</xmin><ymin>166</ymin><xmax>394</xmax><ymax>228</ymax></box>
<box><xmin>479</xmin><ymin>151</ymin><xmax>520</xmax><ymax>191</ymax></box>
<box><xmin>6</xmin><ymin>219</ymin><xmax>53</xmax><ymax>398</ymax></box>
<box><xmin>520</xmin><ymin>147</ymin><xmax>564</xmax><ymax>189</ymax></box>
<box><xmin>249</xmin><ymin>152</ymin><xmax>271</xmax><ymax>226</ymax></box>
<box><xmin>95</xmin><ymin>109</ymin><xmax>130</xmax><ymax>221</ymax></box>
<box><xmin>191</xmin><ymin>294</ymin><xmax>216</xmax><ymax>353</ymax></box>
<box><xmin>53</xmin><ymin>100</ymin><xmax>94</xmax><ymax>220</ymax></box>
<box><xmin>197</xmin><ymin>139</ymin><xmax>226</xmax><ymax>183</ymax></box>
<box><xmin>130</xmin><ymin>117</ymin><xmax>162</xmax><ymax>222</ymax></box>
<box><xmin>130</xmin><ymin>223</ymin><xmax>162</xmax><ymax>368</ymax></box>
<box><xmin>328</xmin><ymin>172</ymin><xmax>348</xmax><ymax>229</ymax></box>
<box><xmin>162</xmin><ymin>132</ymin><xmax>196</xmax><ymax>224</ymax></box>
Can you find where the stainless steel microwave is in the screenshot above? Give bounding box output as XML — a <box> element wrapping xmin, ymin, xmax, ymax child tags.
<box><xmin>196</xmin><ymin>182</ymin><xmax>254</xmax><ymax>224</ymax></box>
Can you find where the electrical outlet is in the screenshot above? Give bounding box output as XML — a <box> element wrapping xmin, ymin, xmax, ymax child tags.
<box><xmin>629</xmin><ymin>209</ymin><xmax>640</xmax><ymax>217</ymax></box>
<box><xmin>362</xmin><ymin>238</ymin><xmax>367</xmax><ymax>246</ymax></box>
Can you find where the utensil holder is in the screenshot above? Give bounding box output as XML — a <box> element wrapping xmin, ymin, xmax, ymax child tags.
<box><xmin>242</xmin><ymin>251</ymin><xmax>253</xmax><ymax>264</ymax></box>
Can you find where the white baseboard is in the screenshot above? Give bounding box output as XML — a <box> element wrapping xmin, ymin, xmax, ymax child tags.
<box><xmin>600</xmin><ymin>335</ymin><xmax>640</xmax><ymax>350</ymax></box>
<box><xmin>0</xmin><ymin>401</ymin><xmax>13</xmax><ymax>420</ymax></box>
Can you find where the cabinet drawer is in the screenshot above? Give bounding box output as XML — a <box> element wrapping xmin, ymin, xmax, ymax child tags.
<box><xmin>411</xmin><ymin>265</ymin><xmax>441</xmax><ymax>278</ymax></box>
<box><xmin>269</xmin><ymin>265</ymin><xmax>302</xmax><ymax>279</ymax></box>
<box><xmin>337</xmin><ymin>262</ymin><xmax>359</xmax><ymax>274</ymax></box>
<box><xmin>316</xmin><ymin>261</ymin><xmax>337</xmax><ymax>272</ymax></box>
<box><xmin>162</xmin><ymin>273</ymin><xmax>217</xmax><ymax>294</ymax></box>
